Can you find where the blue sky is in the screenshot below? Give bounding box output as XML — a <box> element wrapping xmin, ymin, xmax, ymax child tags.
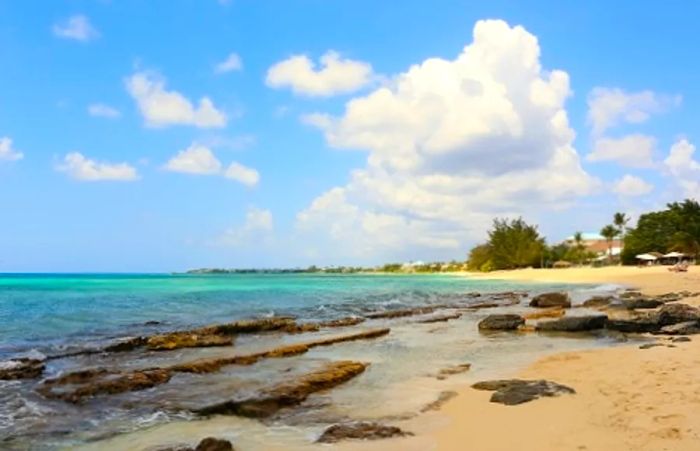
<box><xmin>1</xmin><ymin>0</ymin><xmax>699</xmax><ymax>272</ymax></box>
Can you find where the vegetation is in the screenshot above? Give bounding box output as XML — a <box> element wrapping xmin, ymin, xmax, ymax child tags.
<box><xmin>621</xmin><ymin>199</ymin><xmax>700</xmax><ymax>264</ymax></box>
<box><xmin>599</xmin><ymin>224</ymin><xmax>620</xmax><ymax>259</ymax></box>
<box><xmin>467</xmin><ymin>218</ymin><xmax>545</xmax><ymax>271</ymax></box>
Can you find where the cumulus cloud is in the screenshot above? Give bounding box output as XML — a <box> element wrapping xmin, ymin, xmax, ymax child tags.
<box><xmin>612</xmin><ymin>174</ymin><xmax>653</xmax><ymax>197</ymax></box>
<box><xmin>125</xmin><ymin>72</ymin><xmax>227</xmax><ymax>128</ymax></box>
<box><xmin>88</xmin><ymin>103</ymin><xmax>121</xmax><ymax>119</ymax></box>
<box><xmin>164</xmin><ymin>143</ymin><xmax>260</xmax><ymax>186</ymax></box>
<box><xmin>224</xmin><ymin>162</ymin><xmax>259</xmax><ymax>187</ymax></box>
<box><xmin>215</xmin><ymin>53</ymin><xmax>243</xmax><ymax>73</ymax></box>
<box><xmin>297</xmin><ymin>20</ymin><xmax>597</xmax><ymax>261</ymax></box>
<box><xmin>587</xmin><ymin>134</ymin><xmax>656</xmax><ymax>168</ymax></box>
<box><xmin>164</xmin><ymin>143</ymin><xmax>222</xmax><ymax>174</ymax></box>
<box><xmin>220</xmin><ymin>207</ymin><xmax>274</xmax><ymax>246</ymax></box>
<box><xmin>266</xmin><ymin>51</ymin><xmax>373</xmax><ymax>97</ymax></box>
<box><xmin>52</xmin><ymin>15</ymin><xmax>99</xmax><ymax>42</ymax></box>
<box><xmin>664</xmin><ymin>138</ymin><xmax>700</xmax><ymax>199</ymax></box>
<box><xmin>0</xmin><ymin>137</ymin><xmax>23</xmax><ymax>161</ymax></box>
<box><xmin>57</xmin><ymin>152</ymin><xmax>138</xmax><ymax>181</ymax></box>
<box><xmin>587</xmin><ymin>88</ymin><xmax>681</xmax><ymax>135</ymax></box>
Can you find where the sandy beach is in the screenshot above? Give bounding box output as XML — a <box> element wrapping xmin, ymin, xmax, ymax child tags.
<box><xmin>408</xmin><ymin>266</ymin><xmax>700</xmax><ymax>451</ymax></box>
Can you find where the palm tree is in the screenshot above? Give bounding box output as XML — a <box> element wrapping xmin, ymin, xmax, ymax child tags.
<box><xmin>613</xmin><ymin>212</ymin><xmax>630</xmax><ymax>244</ymax></box>
<box><xmin>600</xmin><ymin>224</ymin><xmax>619</xmax><ymax>262</ymax></box>
<box><xmin>573</xmin><ymin>231</ymin><xmax>585</xmax><ymax>265</ymax></box>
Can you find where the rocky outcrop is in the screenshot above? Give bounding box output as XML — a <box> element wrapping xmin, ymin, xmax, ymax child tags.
<box><xmin>656</xmin><ymin>303</ymin><xmax>700</xmax><ymax>326</ymax></box>
<box><xmin>365</xmin><ymin>307</ymin><xmax>435</xmax><ymax>320</ymax></box>
<box><xmin>197</xmin><ymin>361</ymin><xmax>368</xmax><ymax>418</ymax></box>
<box><xmin>418</xmin><ymin>313</ymin><xmax>462</xmax><ymax>324</ymax></box>
<box><xmin>671</xmin><ymin>336</ymin><xmax>692</xmax><ymax>343</ymax></box>
<box><xmin>472</xmin><ymin>379</ymin><xmax>575</xmax><ymax>405</ymax></box>
<box><xmin>622</xmin><ymin>297</ymin><xmax>664</xmax><ymax>310</ymax></box>
<box><xmin>656</xmin><ymin>321</ymin><xmax>700</xmax><ymax>335</ymax></box>
<box><xmin>478</xmin><ymin>314</ymin><xmax>525</xmax><ymax>331</ymax></box>
<box><xmin>582</xmin><ymin>296</ymin><xmax>614</xmax><ymax>308</ymax></box>
<box><xmin>523</xmin><ymin>308</ymin><xmax>565</xmax><ymax>320</ymax></box>
<box><xmin>155</xmin><ymin>437</ymin><xmax>234</xmax><ymax>451</ymax></box>
<box><xmin>104</xmin><ymin>336</ymin><xmax>148</xmax><ymax>353</ymax></box>
<box><xmin>146</xmin><ymin>333</ymin><xmax>233</xmax><ymax>351</ymax></box>
<box><xmin>529</xmin><ymin>292</ymin><xmax>571</xmax><ymax>308</ymax></box>
<box><xmin>39</xmin><ymin>368</ymin><xmax>171</xmax><ymax>403</ymax></box>
<box><xmin>435</xmin><ymin>363</ymin><xmax>471</xmax><ymax>380</ymax></box>
<box><xmin>316</xmin><ymin>422</ymin><xmax>412</xmax><ymax>443</ymax></box>
<box><xmin>0</xmin><ymin>358</ymin><xmax>45</xmax><ymax>380</ymax></box>
<box><xmin>605</xmin><ymin>314</ymin><xmax>660</xmax><ymax>333</ymax></box>
<box><xmin>536</xmin><ymin>315</ymin><xmax>607</xmax><ymax>332</ymax></box>
<box><xmin>318</xmin><ymin>317</ymin><xmax>366</xmax><ymax>328</ymax></box>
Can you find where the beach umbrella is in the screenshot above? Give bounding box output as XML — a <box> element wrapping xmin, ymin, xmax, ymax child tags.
<box><xmin>635</xmin><ymin>253</ymin><xmax>657</xmax><ymax>261</ymax></box>
<box><xmin>663</xmin><ymin>251</ymin><xmax>685</xmax><ymax>258</ymax></box>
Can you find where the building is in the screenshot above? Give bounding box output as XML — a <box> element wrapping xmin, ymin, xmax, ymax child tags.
<box><xmin>565</xmin><ymin>232</ymin><xmax>622</xmax><ymax>257</ymax></box>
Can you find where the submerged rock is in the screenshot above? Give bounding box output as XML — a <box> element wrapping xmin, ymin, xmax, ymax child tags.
<box><xmin>316</xmin><ymin>422</ymin><xmax>412</xmax><ymax>443</ymax></box>
<box><xmin>472</xmin><ymin>379</ymin><xmax>575</xmax><ymax>405</ymax></box>
<box><xmin>0</xmin><ymin>358</ymin><xmax>45</xmax><ymax>380</ymax></box>
<box><xmin>671</xmin><ymin>336</ymin><xmax>692</xmax><ymax>343</ymax></box>
<box><xmin>365</xmin><ymin>307</ymin><xmax>435</xmax><ymax>320</ymax></box>
<box><xmin>421</xmin><ymin>390</ymin><xmax>458</xmax><ymax>412</ymax></box>
<box><xmin>478</xmin><ymin>314</ymin><xmax>525</xmax><ymax>331</ymax></box>
<box><xmin>418</xmin><ymin>313</ymin><xmax>462</xmax><ymax>324</ymax></box>
<box><xmin>536</xmin><ymin>315</ymin><xmax>607</xmax><ymax>332</ymax></box>
<box><xmin>582</xmin><ymin>296</ymin><xmax>614</xmax><ymax>308</ymax></box>
<box><xmin>197</xmin><ymin>360</ymin><xmax>368</xmax><ymax>418</ymax></box>
<box><xmin>146</xmin><ymin>333</ymin><xmax>233</xmax><ymax>351</ymax></box>
<box><xmin>104</xmin><ymin>336</ymin><xmax>148</xmax><ymax>353</ymax></box>
<box><xmin>529</xmin><ymin>292</ymin><xmax>571</xmax><ymax>308</ymax></box>
<box><xmin>435</xmin><ymin>363</ymin><xmax>471</xmax><ymax>380</ymax></box>
<box><xmin>318</xmin><ymin>317</ymin><xmax>366</xmax><ymax>328</ymax></box>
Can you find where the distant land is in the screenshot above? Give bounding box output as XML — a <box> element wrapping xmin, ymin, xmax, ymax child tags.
<box><xmin>185</xmin><ymin>261</ymin><xmax>467</xmax><ymax>275</ymax></box>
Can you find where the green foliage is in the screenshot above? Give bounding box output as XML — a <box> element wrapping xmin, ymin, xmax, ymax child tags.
<box><xmin>467</xmin><ymin>243</ymin><xmax>492</xmax><ymax>271</ymax></box>
<box><xmin>380</xmin><ymin>263</ymin><xmax>403</xmax><ymax>272</ymax></box>
<box><xmin>468</xmin><ymin>218</ymin><xmax>545</xmax><ymax>271</ymax></box>
<box><xmin>621</xmin><ymin>199</ymin><xmax>700</xmax><ymax>264</ymax></box>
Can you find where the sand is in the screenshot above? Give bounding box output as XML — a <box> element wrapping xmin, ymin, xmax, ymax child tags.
<box><xmin>408</xmin><ymin>265</ymin><xmax>700</xmax><ymax>451</ymax></box>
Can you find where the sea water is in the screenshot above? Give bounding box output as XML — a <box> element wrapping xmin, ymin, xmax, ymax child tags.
<box><xmin>0</xmin><ymin>273</ymin><xmax>624</xmax><ymax>450</ymax></box>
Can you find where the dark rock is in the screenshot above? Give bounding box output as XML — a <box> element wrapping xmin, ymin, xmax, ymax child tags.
<box><xmin>464</xmin><ymin>302</ymin><xmax>500</xmax><ymax>310</ymax></box>
<box><xmin>605</xmin><ymin>314</ymin><xmax>661</xmax><ymax>333</ymax></box>
<box><xmin>671</xmin><ymin>336</ymin><xmax>692</xmax><ymax>343</ymax></box>
<box><xmin>144</xmin><ymin>320</ymin><xmax>162</xmax><ymax>326</ymax></box>
<box><xmin>582</xmin><ymin>296</ymin><xmax>614</xmax><ymax>308</ymax></box>
<box><xmin>530</xmin><ymin>292</ymin><xmax>571</xmax><ymax>308</ymax></box>
<box><xmin>655</xmin><ymin>321</ymin><xmax>700</xmax><ymax>335</ymax></box>
<box><xmin>317</xmin><ymin>317</ymin><xmax>365</xmax><ymax>328</ymax></box>
<box><xmin>472</xmin><ymin>379</ymin><xmax>575</xmax><ymax>405</ymax></box>
<box><xmin>478</xmin><ymin>314</ymin><xmax>525</xmax><ymax>331</ymax></box>
<box><xmin>435</xmin><ymin>363</ymin><xmax>471</xmax><ymax>380</ymax></box>
<box><xmin>639</xmin><ymin>343</ymin><xmax>664</xmax><ymax>349</ymax></box>
<box><xmin>622</xmin><ymin>298</ymin><xmax>663</xmax><ymax>309</ymax></box>
<box><xmin>536</xmin><ymin>315</ymin><xmax>607</xmax><ymax>332</ymax></box>
<box><xmin>365</xmin><ymin>307</ymin><xmax>435</xmax><ymax>320</ymax></box>
<box><xmin>197</xmin><ymin>361</ymin><xmax>368</xmax><ymax>418</ymax></box>
<box><xmin>146</xmin><ymin>332</ymin><xmax>233</xmax><ymax>351</ymax></box>
<box><xmin>620</xmin><ymin>290</ymin><xmax>643</xmax><ymax>299</ymax></box>
<box><xmin>195</xmin><ymin>437</ymin><xmax>234</xmax><ymax>451</ymax></box>
<box><xmin>657</xmin><ymin>304</ymin><xmax>700</xmax><ymax>326</ymax></box>
<box><xmin>421</xmin><ymin>390</ymin><xmax>458</xmax><ymax>412</ymax></box>
<box><xmin>0</xmin><ymin>358</ymin><xmax>45</xmax><ymax>380</ymax></box>
<box><xmin>104</xmin><ymin>336</ymin><xmax>148</xmax><ymax>352</ymax></box>
<box><xmin>317</xmin><ymin>422</ymin><xmax>412</xmax><ymax>443</ymax></box>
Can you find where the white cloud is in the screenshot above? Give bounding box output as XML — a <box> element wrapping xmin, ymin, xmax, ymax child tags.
<box><xmin>587</xmin><ymin>87</ymin><xmax>680</xmax><ymax>135</ymax></box>
<box><xmin>125</xmin><ymin>72</ymin><xmax>227</xmax><ymax>128</ymax></box>
<box><xmin>0</xmin><ymin>137</ymin><xmax>23</xmax><ymax>161</ymax></box>
<box><xmin>664</xmin><ymin>138</ymin><xmax>700</xmax><ymax>199</ymax></box>
<box><xmin>612</xmin><ymin>174</ymin><xmax>653</xmax><ymax>197</ymax></box>
<box><xmin>52</xmin><ymin>15</ymin><xmax>99</xmax><ymax>42</ymax></box>
<box><xmin>164</xmin><ymin>143</ymin><xmax>260</xmax><ymax>186</ymax></box>
<box><xmin>57</xmin><ymin>152</ymin><xmax>138</xmax><ymax>181</ymax></box>
<box><xmin>164</xmin><ymin>143</ymin><xmax>222</xmax><ymax>174</ymax></box>
<box><xmin>215</xmin><ymin>53</ymin><xmax>243</xmax><ymax>73</ymax></box>
<box><xmin>297</xmin><ymin>20</ymin><xmax>598</xmax><ymax>261</ymax></box>
<box><xmin>220</xmin><ymin>207</ymin><xmax>274</xmax><ymax>246</ymax></box>
<box><xmin>587</xmin><ymin>134</ymin><xmax>656</xmax><ymax>168</ymax></box>
<box><xmin>266</xmin><ymin>51</ymin><xmax>373</xmax><ymax>97</ymax></box>
<box><xmin>224</xmin><ymin>162</ymin><xmax>259</xmax><ymax>187</ymax></box>
<box><xmin>88</xmin><ymin>103</ymin><xmax>121</xmax><ymax>119</ymax></box>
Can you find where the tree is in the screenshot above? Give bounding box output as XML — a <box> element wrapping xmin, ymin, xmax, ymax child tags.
<box><xmin>467</xmin><ymin>243</ymin><xmax>493</xmax><ymax>272</ymax></box>
<box><xmin>487</xmin><ymin>218</ymin><xmax>545</xmax><ymax>270</ymax></box>
<box><xmin>573</xmin><ymin>231</ymin><xmax>585</xmax><ymax>265</ymax></box>
<box><xmin>600</xmin><ymin>224</ymin><xmax>619</xmax><ymax>260</ymax></box>
<box><xmin>613</xmin><ymin>212</ymin><xmax>630</xmax><ymax>243</ymax></box>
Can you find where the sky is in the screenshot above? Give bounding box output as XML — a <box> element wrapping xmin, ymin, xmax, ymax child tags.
<box><xmin>1</xmin><ymin>0</ymin><xmax>699</xmax><ymax>272</ymax></box>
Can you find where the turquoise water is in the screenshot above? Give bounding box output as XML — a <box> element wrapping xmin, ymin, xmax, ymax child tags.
<box><xmin>0</xmin><ymin>273</ymin><xmax>553</xmax><ymax>358</ymax></box>
<box><xmin>0</xmin><ymin>273</ymin><xmax>619</xmax><ymax>450</ymax></box>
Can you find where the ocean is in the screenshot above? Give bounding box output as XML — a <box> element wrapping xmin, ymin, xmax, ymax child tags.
<box><xmin>0</xmin><ymin>273</ymin><xmax>623</xmax><ymax>450</ymax></box>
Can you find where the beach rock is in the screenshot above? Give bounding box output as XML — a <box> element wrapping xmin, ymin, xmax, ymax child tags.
<box><xmin>197</xmin><ymin>360</ymin><xmax>368</xmax><ymax>418</ymax></box>
<box><xmin>200</xmin><ymin>317</ymin><xmax>299</xmax><ymax>335</ymax></box>
<box><xmin>104</xmin><ymin>336</ymin><xmax>148</xmax><ymax>353</ymax></box>
<box><xmin>529</xmin><ymin>292</ymin><xmax>571</xmax><ymax>308</ymax></box>
<box><xmin>146</xmin><ymin>332</ymin><xmax>233</xmax><ymax>351</ymax></box>
<box><xmin>622</xmin><ymin>297</ymin><xmax>664</xmax><ymax>309</ymax></box>
<box><xmin>318</xmin><ymin>317</ymin><xmax>365</xmax><ymax>328</ymax></box>
<box><xmin>464</xmin><ymin>302</ymin><xmax>500</xmax><ymax>310</ymax></box>
<box><xmin>317</xmin><ymin>422</ymin><xmax>412</xmax><ymax>443</ymax></box>
<box><xmin>605</xmin><ymin>314</ymin><xmax>661</xmax><ymax>333</ymax></box>
<box><xmin>536</xmin><ymin>315</ymin><xmax>608</xmax><ymax>332</ymax></box>
<box><xmin>478</xmin><ymin>314</ymin><xmax>525</xmax><ymax>331</ymax></box>
<box><xmin>523</xmin><ymin>308</ymin><xmax>565</xmax><ymax>320</ymax></box>
<box><xmin>582</xmin><ymin>296</ymin><xmax>614</xmax><ymax>308</ymax></box>
<box><xmin>0</xmin><ymin>358</ymin><xmax>45</xmax><ymax>380</ymax></box>
<box><xmin>39</xmin><ymin>368</ymin><xmax>172</xmax><ymax>403</ymax></box>
<box><xmin>657</xmin><ymin>292</ymin><xmax>683</xmax><ymax>303</ymax></box>
<box><xmin>639</xmin><ymin>343</ymin><xmax>665</xmax><ymax>349</ymax></box>
<box><xmin>620</xmin><ymin>290</ymin><xmax>643</xmax><ymax>299</ymax></box>
<box><xmin>671</xmin><ymin>336</ymin><xmax>692</xmax><ymax>343</ymax></box>
<box><xmin>418</xmin><ymin>313</ymin><xmax>462</xmax><ymax>324</ymax></box>
<box><xmin>656</xmin><ymin>304</ymin><xmax>700</xmax><ymax>326</ymax></box>
<box><xmin>656</xmin><ymin>321</ymin><xmax>700</xmax><ymax>335</ymax></box>
<box><xmin>472</xmin><ymin>379</ymin><xmax>575</xmax><ymax>405</ymax></box>
<box><xmin>421</xmin><ymin>390</ymin><xmax>458</xmax><ymax>412</ymax></box>
<box><xmin>435</xmin><ymin>363</ymin><xmax>471</xmax><ymax>380</ymax></box>
<box><xmin>365</xmin><ymin>307</ymin><xmax>435</xmax><ymax>320</ymax></box>
<box><xmin>194</xmin><ymin>438</ymin><xmax>234</xmax><ymax>451</ymax></box>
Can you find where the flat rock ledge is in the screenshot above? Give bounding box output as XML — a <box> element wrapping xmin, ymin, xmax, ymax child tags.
<box><xmin>196</xmin><ymin>360</ymin><xmax>368</xmax><ymax>418</ymax></box>
<box><xmin>0</xmin><ymin>358</ymin><xmax>45</xmax><ymax>380</ymax></box>
<box><xmin>478</xmin><ymin>314</ymin><xmax>525</xmax><ymax>331</ymax></box>
<box><xmin>535</xmin><ymin>315</ymin><xmax>608</xmax><ymax>332</ymax></box>
<box><xmin>472</xmin><ymin>379</ymin><xmax>575</xmax><ymax>405</ymax></box>
<box><xmin>316</xmin><ymin>422</ymin><xmax>413</xmax><ymax>443</ymax></box>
